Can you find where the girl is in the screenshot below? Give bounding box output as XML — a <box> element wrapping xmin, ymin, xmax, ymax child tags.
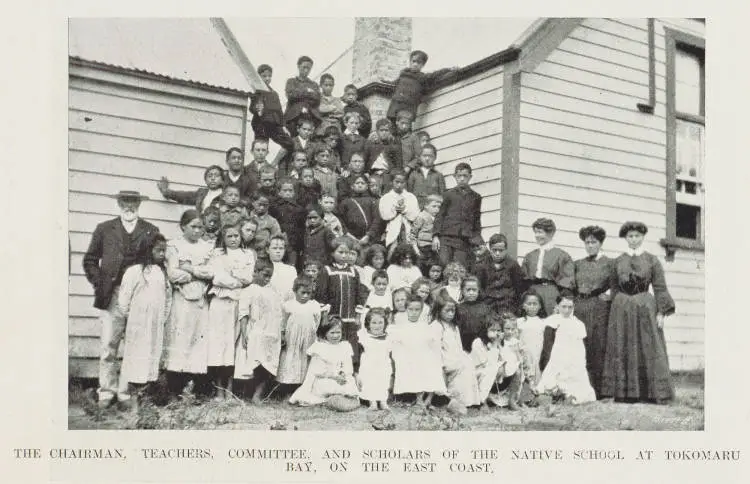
<box><xmin>433</xmin><ymin>261</ymin><xmax>466</xmax><ymax>303</ymax></box>
<box><xmin>389</xmin><ymin>296</ymin><xmax>446</xmax><ymax>407</ymax></box>
<box><xmin>297</xmin><ymin>166</ymin><xmax>323</xmax><ymax>211</ymax></box>
<box><xmin>239</xmin><ymin>217</ymin><xmax>261</xmax><ymax>254</ymax></box>
<box><xmin>118</xmin><ymin>233</ymin><xmax>172</xmax><ymax>402</ymax></box>
<box><xmin>277</xmin><ymin>277</ymin><xmax>325</xmax><ymax>387</ymax></box>
<box><xmin>517</xmin><ymin>290</ymin><xmax>548</xmax><ymax>384</ymax></box>
<box><xmin>387</xmin><ymin>243</ymin><xmax>422</xmax><ymax>291</ymax></box>
<box><xmin>289</xmin><ymin>316</ymin><xmax>360</xmax><ymax>407</ymax></box>
<box><xmin>360</xmin><ymin>244</ymin><xmax>388</xmax><ymax>292</ymax></box>
<box><xmin>368</xmin><ymin>174</ymin><xmax>384</xmax><ymax>198</ymax></box>
<box><xmin>600</xmin><ymin>222</ymin><xmax>675</xmax><ymax>403</ymax></box>
<box><xmin>411</xmin><ymin>277</ymin><xmax>433</xmax><ymax>324</ymax></box>
<box><xmin>378</xmin><ymin>171</ymin><xmax>420</xmax><ymax>255</ymax></box>
<box><xmin>470</xmin><ymin>318</ymin><xmax>503</xmax><ymax>408</ymax></box>
<box><xmin>357</xmin><ymin>307</ymin><xmax>392</xmax><ymax>410</ymax></box>
<box><xmin>456</xmin><ymin>275</ymin><xmax>493</xmax><ymax>352</ymax></box>
<box><xmin>207</xmin><ymin>224</ymin><xmax>256</xmax><ymax>400</ymax></box>
<box><xmin>303</xmin><ymin>203</ymin><xmax>335</xmax><ymax>267</ymax></box>
<box><xmin>235</xmin><ymin>259</ymin><xmax>284</xmax><ymax>403</ymax></box>
<box><xmin>365</xmin><ymin>270</ymin><xmax>393</xmax><ymax>311</ymax></box>
<box><xmin>338</xmin><ymin>174</ymin><xmax>383</xmax><ymax>249</ymax></box>
<box><xmin>536</xmin><ymin>296</ymin><xmax>596</xmax><ymax>404</ymax></box>
<box><xmin>163</xmin><ymin>211</ymin><xmax>214</xmax><ymax>395</ymax></box>
<box><xmin>434</xmin><ymin>294</ymin><xmax>481</xmax><ymax>412</ymax></box>
<box><xmin>316</xmin><ymin>237</ymin><xmax>369</xmax><ymax>369</ymax></box>
<box><xmin>390</xmin><ymin>287</ymin><xmax>409</xmax><ymax>326</ymax></box>
<box><xmin>426</xmin><ymin>259</ymin><xmax>444</xmax><ymax>293</ymax></box>
<box><xmin>521</xmin><ymin>218</ymin><xmax>575</xmax><ymax>317</ymax></box>
<box><xmin>267</xmin><ymin>235</ymin><xmax>297</xmax><ymax>302</ymax></box>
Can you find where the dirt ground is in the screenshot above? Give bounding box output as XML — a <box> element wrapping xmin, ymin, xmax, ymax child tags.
<box><xmin>68</xmin><ymin>372</ymin><xmax>703</xmax><ymax>431</ymax></box>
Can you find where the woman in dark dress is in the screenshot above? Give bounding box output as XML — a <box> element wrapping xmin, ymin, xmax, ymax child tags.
<box><xmin>600</xmin><ymin>222</ymin><xmax>676</xmax><ymax>403</ymax></box>
<box><xmin>573</xmin><ymin>226</ymin><xmax>613</xmax><ymax>398</ymax></box>
<box><xmin>521</xmin><ymin>218</ymin><xmax>575</xmax><ymax>317</ymax></box>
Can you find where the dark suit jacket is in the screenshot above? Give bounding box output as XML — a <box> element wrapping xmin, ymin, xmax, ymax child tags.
<box><xmin>162</xmin><ymin>186</ymin><xmax>211</xmax><ymax>212</ymax></box>
<box><xmin>82</xmin><ymin>218</ymin><xmax>160</xmax><ymax>310</ymax></box>
<box><xmin>433</xmin><ymin>185</ymin><xmax>482</xmax><ymax>243</ymax></box>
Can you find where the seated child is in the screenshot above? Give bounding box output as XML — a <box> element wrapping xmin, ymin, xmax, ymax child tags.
<box><xmin>276</xmin><ymin>119</ymin><xmax>316</xmax><ymax>175</ymax></box>
<box><xmin>470</xmin><ymin>317</ymin><xmax>504</xmax><ymax>408</ymax></box>
<box><xmin>289</xmin><ymin>316</ymin><xmax>359</xmax><ymax>407</ymax></box>
<box><xmin>475</xmin><ymin>233</ymin><xmax>525</xmax><ymax>315</ymax></box>
<box><xmin>385</xmin><ymin>49</ymin><xmax>457</xmax><ymax>123</ymax></box>
<box><xmin>157</xmin><ymin>164</ymin><xmax>225</xmax><ymax>213</ymax></box>
<box><xmin>239</xmin><ymin>217</ymin><xmax>260</xmax><ymax>256</ymax></box>
<box><xmin>320</xmin><ymin>125</ymin><xmax>343</xmax><ymax>173</ymax></box>
<box><xmin>341</xmin><ymin>84</ymin><xmax>372</xmax><ymax>139</ymax></box>
<box><xmin>536</xmin><ymin>296</ymin><xmax>596</xmax><ymax>404</ymax></box>
<box><xmin>425</xmin><ymin>258</ymin><xmax>444</xmax><ymax>293</ymax></box>
<box><xmin>407</xmin><ymin>143</ymin><xmax>446</xmax><ymax>209</ymax></box>
<box><xmin>283</xmin><ymin>56</ymin><xmax>321</xmax><ymax>137</ymax></box>
<box><xmin>250</xmin><ymin>64</ymin><xmax>294</xmax><ymax>162</ymax></box>
<box><xmin>269</xmin><ymin>178</ymin><xmax>306</xmax><ymax>269</ymax></box>
<box><xmin>256</xmin><ymin>165</ymin><xmax>279</xmax><ymax>204</ymax></box>
<box><xmin>297</xmin><ymin>166</ymin><xmax>323</xmax><ymax>210</ymax></box>
<box><xmin>368</xmin><ymin>173</ymin><xmax>384</xmax><ymax>198</ymax></box>
<box><xmin>409</xmin><ymin>194</ymin><xmax>442</xmax><ymax>272</ymax></box>
<box><xmin>378</xmin><ymin>171</ymin><xmax>420</xmax><ymax>254</ymax></box>
<box><xmin>315</xmin><ymin>73</ymin><xmax>345</xmax><ymax>138</ymax></box>
<box><xmin>364</xmin><ymin>270</ymin><xmax>393</xmax><ymax>311</ymax></box>
<box><xmin>303</xmin><ymin>203</ymin><xmax>336</xmax><ymax>267</ymax></box>
<box><xmin>390</xmin><ymin>287</ymin><xmax>409</xmax><ymax>326</ymax></box>
<box><xmin>467</xmin><ymin>238</ymin><xmax>492</xmax><ymax>276</ymax></box>
<box><xmin>411</xmin><ymin>277</ymin><xmax>434</xmax><ymax>324</ymax></box>
<box><xmin>456</xmin><ymin>275</ymin><xmax>493</xmax><ymax>352</ymax></box>
<box><xmin>320</xmin><ymin>193</ymin><xmax>344</xmax><ymax>238</ymax></box>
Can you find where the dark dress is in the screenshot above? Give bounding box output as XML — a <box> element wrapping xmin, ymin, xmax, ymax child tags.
<box><xmin>573</xmin><ymin>254</ymin><xmax>613</xmax><ymax>397</ymax></box>
<box><xmin>521</xmin><ymin>246</ymin><xmax>575</xmax><ymax>317</ymax></box>
<box><xmin>600</xmin><ymin>251</ymin><xmax>675</xmax><ymax>402</ymax></box>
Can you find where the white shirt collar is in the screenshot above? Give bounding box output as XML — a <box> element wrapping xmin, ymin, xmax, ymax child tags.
<box><xmin>298</xmin><ymin>137</ymin><xmax>307</xmax><ymax>148</ymax></box>
<box><xmin>120</xmin><ymin>217</ymin><xmax>138</xmax><ymax>233</ymax></box>
<box><xmin>627</xmin><ymin>247</ymin><xmax>644</xmax><ymax>256</ymax></box>
<box><xmin>420</xmin><ymin>167</ymin><xmax>430</xmax><ymax>176</ymax></box>
<box><xmin>344</xmin><ymin>129</ymin><xmax>359</xmax><ymax>137</ymax></box>
<box><xmin>227</xmin><ymin>171</ymin><xmax>242</xmax><ymax>182</ymax></box>
<box><xmin>538</xmin><ymin>242</ymin><xmax>555</xmax><ymax>251</ymax></box>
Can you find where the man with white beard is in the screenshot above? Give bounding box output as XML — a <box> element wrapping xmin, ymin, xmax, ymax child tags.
<box><xmin>83</xmin><ymin>191</ymin><xmax>160</xmax><ymax>409</ymax></box>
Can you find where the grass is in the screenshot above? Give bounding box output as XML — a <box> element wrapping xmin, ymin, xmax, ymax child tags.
<box><xmin>68</xmin><ymin>371</ymin><xmax>703</xmax><ymax>431</ymax></box>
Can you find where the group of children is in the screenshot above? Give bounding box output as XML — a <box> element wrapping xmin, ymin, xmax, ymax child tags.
<box><xmin>112</xmin><ymin>49</ymin><xmax>598</xmax><ymax>415</ymax></box>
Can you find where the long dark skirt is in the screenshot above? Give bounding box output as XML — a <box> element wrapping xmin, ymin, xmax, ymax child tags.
<box><xmin>600</xmin><ymin>292</ymin><xmax>674</xmax><ymax>401</ymax></box>
<box><xmin>530</xmin><ymin>283</ymin><xmax>559</xmax><ymax>318</ymax></box>
<box><xmin>575</xmin><ymin>296</ymin><xmax>611</xmax><ymax>397</ymax></box>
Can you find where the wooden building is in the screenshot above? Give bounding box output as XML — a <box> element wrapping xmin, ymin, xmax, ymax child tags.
<box><xmin>68</xmin><ymin>19</ymin><xmax>252</xmax><ymax>378</ymax></box>
<box><xmin>359</xmin><ymin>18</ymin><xmax>705</xmax><ymax>370</ymax></box>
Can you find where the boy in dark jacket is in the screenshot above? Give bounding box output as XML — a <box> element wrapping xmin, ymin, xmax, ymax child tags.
<box><xmin>407</xmin><ymin>143</ymin><xmax>446</xmax><ymax>209</ymax></box>
<box><xmin>250</xmin><ymin>64</ymin><xmax>294</xmax><ymax>159</ymax></box>
<box><xmin>296</xmin><ymin>166</ymin><xmax>323</xmax><ymax>211</ymax></box>
<box><xmin>157</xmin><ymin>164</ymin><xmax>224</xmax><ymax>213</ymax></box>
<box><xmin>270</xmin><ymin>178</ymin><xmax>307</xmax><ymax>270</ymax></box>
<box><xmin>341</xmin><ymin>84</ymin><xmax>372</xmax><ymax>139</ymax></box>
<box><xmin>303</xmin><ymin>203</ymin><xmax>335</xmax><ymax>267</ymax></box>
<box><xmin>385</xmin><ymin>50</ymin><xmax>457</xmax><ymax>124</ymax></box>
<box><xmin>339</xmin><ymin>112</ymin><xmax>366</xmax><ymax>175</ymax></box>
<box><xmin>433</xmin><ymin>162</ymin><xmax>482</xmax><ymax>268</ymax></box>
<box><xmin>338</xmin><ymin>174</ymin><xmax>383</xmax><ymax>246</ymax></box>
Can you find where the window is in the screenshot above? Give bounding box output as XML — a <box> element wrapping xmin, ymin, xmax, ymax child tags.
<box><xmin>663</xmin><ymin>27</ymin><xmax>705</xmax><ymax>254</ymax></box>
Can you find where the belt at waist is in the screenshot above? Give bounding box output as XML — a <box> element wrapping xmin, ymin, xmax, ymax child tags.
<box><xmin>530</xmin><ymin>279</ymin><xmax>556</xmax><ymax>286</ymax></box>
<box><xmin>577</xmin><ymin>287</ymin><xmax>608</xmax><ymax>299</ymax></box>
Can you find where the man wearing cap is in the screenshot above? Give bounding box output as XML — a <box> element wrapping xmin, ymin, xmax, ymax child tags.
<box><xmin>82</xmin><ymin>191</ymin><xmax>160</xmax><ymax>408</ymax></box>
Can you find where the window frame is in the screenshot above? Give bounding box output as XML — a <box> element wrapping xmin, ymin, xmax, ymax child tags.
<box><xmin>662</xmin><ymin>26</ymin><xmax>705</xmax><ymax>254</ymax></box>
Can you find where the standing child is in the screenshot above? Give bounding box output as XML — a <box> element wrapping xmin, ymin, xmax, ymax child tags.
<box><xmin>536</xmin><ymin>295</ymin><xmax>596</xmax><ymax>404</ymax></box>
<box><xmin>255</xmin><ymin>165</ymin><xmax>279</xmax><ymax>205</ymax></box>
<box><xmin>456</xmin><ymin>275</ymin><xmax>493</xmax><ymax>353</ymax></box>
<box><xmin>312</xmin><ymin>146</ymin><xmax>339</xmax><ymax>201</ymax></box>
<box><xmin>297</xmin><ymin>166</ymin><xmax>323</xmax><ymax>211</ymax></box>
<box><xmin>239</xmin><ymin>217</ymin><xmax>262</xmax><ymax>256</ymax></box>
<box><xmin>390</xmin><ymin>287</ymin><xmax>410</xmax><ymax>326</ymax></box>
<box><xmin>249</xmin><ymin>193</ymin><xmax>282</xmax><ymax>253</ymax></box>
<box><xmin>368</xmin><ymin>174</ymin><xmax>384</xmax><ymax>198</ymax></box>
<box><xmin>276</xmin><ymin>276</ymin><xmax>324</xmax><ymax>389</ymax></box>
<box><xmin>407</xmin><ymin>144</ymin><xmax>445</xmax><ymax>209</ymax></box>
<box><xmin>207</xmin><ymin>225</ymin><xmax>256</xmax><ymax>400</ymax></box>
<box><xmin>234</xmin><ymin>259</ymin><xmax>284</xmax><ymax>403</ymax></box>
<box><xmin>201</xmin><ymin>206</ymin><xmax>221</xmax><ymax>245</ymax></box>
<box><xmin>364</xmin><ymin>119</ymin><xmax>394</xmax><ymax>174</ymax></box>
<box><xmin>218</xmin><ymin>185</ymin><xmax>248</xmax><ymax>228</ymax></box>
<box><xmin>316</xmin><ymin>237</ymin><xmax>369</xmax><ymax>369</ymax></box>
<box><xmin>409</xmin><ymin>194</ymin><xmax>442</xmax><ymax>273</ymax></box>
<box><xmin>340</xmin><ymin>112</ymin><xmax>366</xmax><ymax>174</ymax></box>
<box><xmin>267</xmin><ymin>235</ymin><xmax>296</xmax><ymax>301</ymax></box>
<box><xmin>387</xmin><ymin>243</ymin><xmax>422</xmax><ymax>291</ymax></box>
<box><xmin>433</xmin><ymin>162</ymin><xmax>482</xmax><ymax>268</ymax></box>
<box><xmin>284</xmin><ymin>56</ymin><xmax>321</xmax><ymax>136</ymax></box>
<box><xmin>390</xmin><ymin>111</ymin><xmax>422</xmax><ymax>177</ymax></box>
<box><xmin>364</xmin><ymin>270</ymin><xmax>393</xmax><ymax>318</ymax></box>
<box><xmin>320</xmin><ymin>126</ymin><xmax>343</xmax><ymax>173</ymax></box>
<box><xmin>320</xmin><ymin>193</ymin><xmax>344</xmax><ymax>237</ymax></box>
<box><xmin>250</xmin><ymin>64</ymin><xmax>295</xmax><ymax>162</ymax></box>
<box><xmin>289</xmin><ymin>316</ymin><xmax>360</xmax><ymax>407</ymax></box>
<box><xmin>338</xmin><ymin>174</ymin><xmax>383</xmax><ymax>249</ymax></box>
<box><xmin>287</xmin><ymin>151</ymin><xmax>309</xmax><ymax>181</ymax></box>
<box><xmin>411</xmin><ymin>277</ymin><xmax>434</xmax><ymax>324</ymax></box>
<box><xmin>303</xmin><ymin>259</ymin><xmax>322</xmax><ymax>294</ymax></box>
<box><xmin>359</xmin><ymin>244</ymin><xmax>388</xmax><ymax>292</ymax></box>
<box><xmin>389</xmin><ymin>296</ymin><xmax>446</xmax><ymax>407</ymax></box>
<box><xmin>157</xmin><ymin>164</ymin><xmax>225</xmax><ymax>213</ymax></box>
<box><xmin>434</xmin><ymin>295</ymin><xmax>481</xmax><ymax>412</ymax></box>
<box><xmin>341</xmin><ymin>84</ymin><xmax>372</xmax><ymax>139</ymax></box>
<box><xmin>278</xmin><ymin>119</ymin><xmax>317</xmax><ymax>175</ymax></box>
<box><xmin>475</xmin><ymin>233</ymin><xmax>526</xmax><ymax>315</ymax></box>
<box><xmin>269</xmin><ymin>178</ymin><xmax>307</xmax><ymax>269</ymax></box>
<box><xmin>337</xmin><ymin>152</ymin><xmax>367</xmax><ymax>200</ymax></box>
<box><xmin>315</xmin><ymin>73</ymin><xmax>345</xmax><ymax>137</ymax></box>
<box><xmin>357</xmin><ymin>308</ymin><xmax>392</xmax><ymax>409</ymax></box>
<box><xmin>303</xmin><ymin>204</ymin><xmax>336</xmax><ymax>267</ymax></box>
<box><xmin>118</xmin><ymin>233</ymin><xmax>172</xmax><ymax>403</ymax></box>
<box><xmin>517</xmin><ymin>290</ymin><xmax>548</xmax><ymax>383</ymax></box>
<box><xmin>416</xmin><ymin>131</ymin><xmax>431</xmax><ymax>147</ymax></box>
<box><xmin>379</xmin><ymin>171</ymin><xmax>420</xmax><ymax>255</ymax></box>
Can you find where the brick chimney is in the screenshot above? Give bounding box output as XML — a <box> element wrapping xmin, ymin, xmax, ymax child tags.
<box><xmin>352</xmin><ymin>17</ymin><xmax>412</xmax><ymax>124</ymax></box>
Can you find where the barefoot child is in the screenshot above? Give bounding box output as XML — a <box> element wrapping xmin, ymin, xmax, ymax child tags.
<box><xmin>357</xmin><ymin>308</ymin><xmax>392</xmax><ymax>410</ymax></box>
<box><xmin>517</xmin><ymin>290</ymin><xmax>547</xmax><ymax>383</ymax></box>
<box><xmin>495</xmin><ymin>314</ymin><xmax>534</xmax><ymax>410</ymax></box>
<box><xmin>235</xmin><ymin>259</ymin><xmax>284</xmax><ymax>403</ymax></box>
<box><xmin>289</xmin><ymin>316</ymin><xmax>360</xmax><ymax>407</ymax></box>
<box><xmin>118</xmin><ymin>233</ymin><xmax>172</xmax><ymax>404</ymax></box>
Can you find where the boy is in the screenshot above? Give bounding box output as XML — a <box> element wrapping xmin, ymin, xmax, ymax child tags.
<box><xmin>276</xmin><ymin>119</ymin><xmax>316</xmax><ymax>175</ymax></box>
<box><xmin>312</xmin><ymin>145</ymin><xmax>338</xmax><ymax>201</ymax></box>
<box><xmin>269</xmin><ymin>178</ymin><xmax>307</xmax><ymax>269</ymax></box>
<box><xmin>296</xmin><ymin>166</ymin><xmax>322</xmax><ymax>210</ymax></box>
<box><xmin>283</xmin><ymin>56</ymin><xmax>321</xmax><ymax>137</ymax></box>
<box><xmin>157</xmin><ymin>164</ymin><xmax>224</xmax><ymax>213</ymax></box>
<box><xmin>222</xmin><ymin>147</ymin><xmax>255</xmax><ymax>200</ymax></box>
<box><xmin>249</xmin><ymin>193</ymin><xmax>282</xmax><ymax>252</ymax></box>
<box><xmin>250</xmin><ymin>64</ymin><xmax>294</xmax><ymax>161</ymax></box>
<box><xmin>315</xmin><ymin>73</ymin><xmax>345</xmax><ymax>137</ymax></box>
<box><xmin>409</xmin><ymin>194</ymin><xmax>442</xmax><ymax>273</ymax></box>
<box><xmin>475</xmin><ymin>234</ymin><xmax>525</xmax><ymax>315</ymax></box>
<box><xmin>407</xmin><ymin>143</ymin><xmax>446</xmax><ymax>209</ymax></box>
<box><xmin>433</xmin><ymin>162</ymin><xmax>482</xmax><ymax>267</ymax></box>
<box><xmin>338</xmin><ymin>174</ymin><xmax>383</xmax><ymax>247</ymax></box>
<box><xmin>364</xmin><ymin>119</ymin><xmax>396</xmax><ymax>174</ymax></box>
<box><xmin>287</xmin><ymin>150</ymin><xmax>308</xmax><ymax>180</ymax></box>
<box><xmin>340</xmin><ymin>112</ymin><xmax>366</xmax><ymax>173</ymax></box>
<box><xmin>391</xmin><ymin>110</ymin><xmax>422</xmax><ymax>177</ymax></box>
<box><xmin>244</xmin><ymin>139</ymin><xmax>274</xmax><ymax>190</ymax></box>
<box><xmin>341</xmin><ymin>84</ymin><xmax>372</xmax><ymax>139</ymax></box>
<box><xmin>416</xmin><ymin>130</ymin><xmax>431</xmax><ymax>147</ymax></box>
<box><xmin>303</xmin><ymin>203</ymin><xmax>335</xmax><ymax>267</ymax></box>
<box><xmin>217</xmin><ymin>185</ymin><xmax>247</xmax><ymax>227</ymax></box>
<box><xmin>385</xmin><ymin>50</ymin><xmax>457</xmax><ymax>124</ymax></box>
<box><xmin>320</xmin><ymin>193</ymin><xmax>344</xmax><ymax>238</ymax></box>
<box><xmin>378</xmin><ymin>170</ymin><xmax>420</xmax><ymax>253</ymax></box>
<box><xmin>256</xmin><ymin>165</ymin><xmax>279</xmax><ymax>205</ymax></box>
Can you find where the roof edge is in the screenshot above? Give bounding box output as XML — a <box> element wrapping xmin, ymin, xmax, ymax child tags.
<box><xmin>358</xmin><ymin>46</ymin><xmax>521</xmax><ymax>100</ymax></box>
<box><xmin>69</xmin><ymin>56</ymin><xmax>252</xmax><ymax>97</ymax></box>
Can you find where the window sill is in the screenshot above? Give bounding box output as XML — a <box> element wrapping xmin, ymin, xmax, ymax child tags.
<box><xmin>660</xmin><ymin>237</ymin><xmax>705</xmax><ymax>261</ymax></box>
